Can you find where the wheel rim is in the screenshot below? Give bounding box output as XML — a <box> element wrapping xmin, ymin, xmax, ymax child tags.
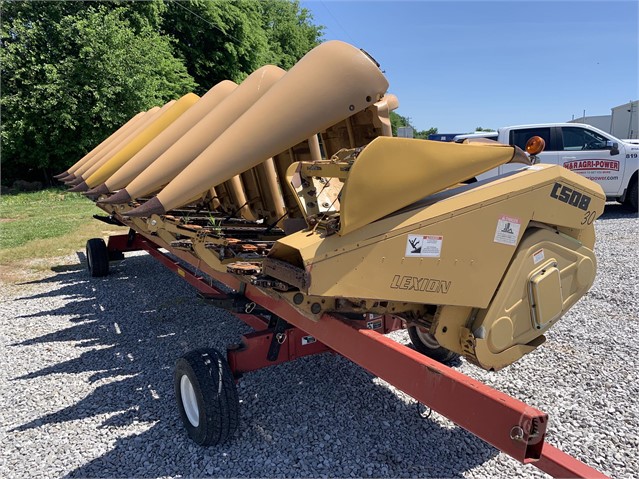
<box><xmin>180</xmin><ymin>375</ymin><xmax>200</xmax><ymax>427</ymax></box>
<box><xmin>415</xmin><ymin>327</ymin><xmax>441</xmax><ymax>349</ymax></box>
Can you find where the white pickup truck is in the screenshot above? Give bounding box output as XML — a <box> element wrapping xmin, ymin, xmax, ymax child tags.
<box><xmin>454</xmin><ymin>123</ymin><xmax>639</xmax><ymax>211</ymax></box>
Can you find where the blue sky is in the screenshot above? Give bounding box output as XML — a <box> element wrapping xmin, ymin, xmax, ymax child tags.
<box><xmin>300</xmin><ymin>0</ymin><xmax>638</xmax><ymax>133</ymax></box>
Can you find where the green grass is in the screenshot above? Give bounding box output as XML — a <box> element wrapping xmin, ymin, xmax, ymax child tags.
<box><xmin>1</xmin><ymin>189</ymin><xmax>91</xmax><ymax>248</ymax></box>
<box><xmin>0</xmin><ymin>188</ymin><xmax>124</xmax><ymax>268</ymax></box>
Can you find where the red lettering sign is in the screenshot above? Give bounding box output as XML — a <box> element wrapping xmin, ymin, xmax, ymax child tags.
<box><xmin>562</xmin><ymin>159</ymin><xmax>619</xmax><ymax>172</ymax></box>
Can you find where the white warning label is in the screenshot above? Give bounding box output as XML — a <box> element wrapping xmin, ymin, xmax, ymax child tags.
<box><xmin>406</xmin><ymin>234</ymin><xmax>443</xmax><ymax>258</ymax></box>
<box><xmin>533</xmin><ymin>249</ymin><xmax>545</xmax><ymax>265</ymax></box>
<box><xmin>494</xmin><ymin>215</ymin><xmax>521</xmax><ymax>246</ymax></box>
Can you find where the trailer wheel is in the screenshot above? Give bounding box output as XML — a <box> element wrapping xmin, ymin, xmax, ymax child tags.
<box><xmin>85</xmin><ymin>238</ymin><xmax>109</xmax><ymax>277</ymax></box>
<box><xmin>408</xmin><ymin>326</ymin><xmax>460</xmax><ymax>364</ymax></box>
<box><xmin>174</xmin><ymin>348</ymin><xmax>239</xmax><ymax>446</ymax></box>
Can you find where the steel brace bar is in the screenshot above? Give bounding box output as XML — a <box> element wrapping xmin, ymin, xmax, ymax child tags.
<box><xmin>107</xmin><ymin>233</ymin><xmax>226</xmax><ymax>298</ymax></box>
<box><xmin>245</xmin><ymin>287</ymin><xmax>548</xmax><ymax>462</ymax></box>
<box><xmin>110</xmin><ymin>230</ymin><xmax>609</xmax><ymax>478</ymax></box>
<box><xmin>535</xmin><ymin>444</ymin><xmax>609</xmax><ymax>478</ymax></box>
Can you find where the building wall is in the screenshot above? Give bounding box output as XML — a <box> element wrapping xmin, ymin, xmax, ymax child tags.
<box><xmin>568</xmin><ymin>115</ymin><xmax>612</xmax><ymax>132</ymax></box>
<box><xmin>610</xmin><ymin>101</ymin><xmax>638</xmax><ymax>139</ymax></box>
<box><xmin>567</xmin><ymin>101</ymin><xmax>638</xmax><ymax>139</ymax></box>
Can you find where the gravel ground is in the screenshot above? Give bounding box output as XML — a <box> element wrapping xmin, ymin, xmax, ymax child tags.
<box><xmin>1</xmin><ymin>204</ymin><xmax>637</xmax><ymax>478</ymax></box>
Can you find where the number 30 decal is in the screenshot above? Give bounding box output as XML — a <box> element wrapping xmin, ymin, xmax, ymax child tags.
<box><xmin>581</xmin><ymin>210</ymin><xmax>596</xmax><ymax>225</ymax></box>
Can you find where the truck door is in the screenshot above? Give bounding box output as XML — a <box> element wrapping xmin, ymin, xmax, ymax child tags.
<box><xmin>500</xmin><ymin>127</ymin><xmax>559</xmax><ymax>174</ymax></box>
<box><xmin>558</xmin><ymin>126</ymin><xmax>624</xmax><ymax>196</ymax></box>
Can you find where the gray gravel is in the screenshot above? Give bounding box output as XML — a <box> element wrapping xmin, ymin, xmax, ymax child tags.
<box><xmin>1</xmin><ymin>204</ymin><xmax>637</xmax><ymax>478</ymax></box>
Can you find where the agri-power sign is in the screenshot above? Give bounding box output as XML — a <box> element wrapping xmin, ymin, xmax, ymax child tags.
<box><xmin>563</xmin><ymin>159</ymin><xmax>620</xmax><ymax>172</ymax></box>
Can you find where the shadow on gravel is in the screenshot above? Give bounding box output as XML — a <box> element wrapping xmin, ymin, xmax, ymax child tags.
<box><xmin>598</xmin><ymin>203</ymin><xmax>638</xmax><ymax>220</ymax></box>
<box><xmin>9</xmin><ymin>253</ymin><xmax>498</xmax><ymax>478</ymax></box>
<box><xmin>50</xmin><ymin>263</ymin><xmax>87</xmax><ymax>273</ymax></box>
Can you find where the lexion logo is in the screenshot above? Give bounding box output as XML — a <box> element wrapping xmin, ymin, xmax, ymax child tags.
<box><xmin>563</xmin><ymin>159</ymin><xmax>619</xmax><ymax>172</ymax></box>
<box><xmin>390</xmin><ymin>275</ymin><xmax>451</xmax><ymax>293</ymax></box>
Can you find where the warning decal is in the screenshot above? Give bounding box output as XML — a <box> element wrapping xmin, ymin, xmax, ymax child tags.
<box><xmin>406</xmin><ymin>234</ymin><xmax>443</xmax><ymax>258</ymax></box>
<box><xmin>533</xmin><ymin>248</ymin><xmax>545</xmax><ymax>265</ymax></box>
<box><xmin>494</xmin><ymin>215</ymin><xmax>521</xmax><ymax>246</ymax></box>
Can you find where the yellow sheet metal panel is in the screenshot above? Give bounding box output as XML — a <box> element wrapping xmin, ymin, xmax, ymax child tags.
<box><xmin>270</xmin><ymin>164</ymin><xmax>605</xmax><ymax>309</ymax></box>
<box><xmin>339</xmin><ymin>137</ymin><xmax>518</xmax><ymax>235</ymax></box>
<box><xmin>75</xmin><ymin>103</ymin><xmax>171</xmax><ymax>178</ymax></box>
<box><xmin>530</xmin><ymin>264</ymin><xmax>564</xmax><ymax>328</ymax></box>
<box><xmin>130</xmin><ymin>40</ymin><xmax>389</xmax><ymax>216</ymax></box>
<box><xmin>469</xmin><ymin>227</ymin><xmax>596</xmax><ymax>370</ymax></box>
<box><xmin>120</xmin><ymin>66</ymin><xmax>285</xmax><ymax>201</ymax></box>
<box><xmin>369</xmin><ymin>94</ymin><xmax>399</xmax><ymax>137</ymax></box>
<box><xmin>72</xmin><ymin>107</ymin><xmax>161</xmax><ymax>177</ymax></box>
<box><xmin>85</xmin><ymin>93</ymin><xmax>200</xmax><ymax>187</ymax></box>
<box><xmin>67</xmin><ymin>111</ymin><xmax>146</xmax><ymax>174</ymax></box>
<box><xmin>103</xmin><ymin>81</ymin><xmax>237</xmax><ymax>192</ymax></box>
<box><xmin>243</xmin><ymin>158</ymin><xmax>287</xmax><ymax>223</ymax></box>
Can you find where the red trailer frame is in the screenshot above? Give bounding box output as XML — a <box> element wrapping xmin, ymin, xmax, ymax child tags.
<box><xmin>106</xmin><ymin>231</ymin><xmax>608</xmax><ymax>479</ymax></box>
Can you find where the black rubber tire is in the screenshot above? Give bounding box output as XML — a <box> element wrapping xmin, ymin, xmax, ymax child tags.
<box><xmin>174</xmin><ymin>348</ymin><xmax>239</xmax><ymax>446</ymax></box>
<box><xmin>623</xmin><ymin>178</ymin><xmax>638</xmax><ymax>212</ymax></box>
<box><xmin>85</xmin><ymin>238</ymin><xmax>109</xmax><ymax>277</ymax></box>
<box><xmin>407</xmin><ymin>326</ymin><xmax>460</xmax><ymax>364</ymax></box>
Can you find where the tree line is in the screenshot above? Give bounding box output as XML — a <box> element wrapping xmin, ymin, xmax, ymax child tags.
<box><xmin>390</xmin><ymin>112</ymin><xmax>438</xmax><ymax>139</ymax></box>
<box><xmin>1</xmin><ymin>1</ymin><xmax>467</xmax><ymax>189</ymax></box>
<box><xmin>389</xmin><ymin>112</ymin><xmax>494</xmax><ymax>139</ymax></box>
<box><xmin>0</xmin><ymin>0</ymin><xmax>323</xmax><ymax>186</ymax></box>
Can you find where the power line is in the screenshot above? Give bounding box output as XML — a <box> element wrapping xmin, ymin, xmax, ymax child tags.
<box><xmin>319</xmin><ymin>0</ymin><xmax>359</xmax><ymax>46</ymax></box>
<box><xmin>171</xmin><ymin>1</ymin><xmax>243</xmax><ymax>45</ymax></box>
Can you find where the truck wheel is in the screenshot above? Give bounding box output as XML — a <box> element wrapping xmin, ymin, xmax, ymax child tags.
<box><xmin>174</xmin><ymin>348</ymin><xmax>239</xmax><ymax>446</ymax></box>
<box><xmin>407</xmin><ymin>326</ymin><xmax>460</xmax><ymax>364</ymax></box>
<box><xmin>85</xmin><ymin>238</ymin><xmax>109</xmax><ymax>277</ymax></box>
<box><xmin>624</xmin><ymin>178</ymin><xmax>638</xmax><ymax>212</ymax></box>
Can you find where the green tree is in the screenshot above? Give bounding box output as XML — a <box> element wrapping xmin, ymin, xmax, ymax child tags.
<box><xmin>390</xmin><ymin>111</ymin><xmax>411</xmax><ymax>136</ymax></box>
<box><xmin>1</xmin><ymin>0</ymin><xmax>167</xmax><ymax>37</ymax></box>
<box><xmin>162</xmin><ymin>0</ymin><xmax>322</xmax><ymax>95</ymax></box>
<box><xmin>390</xmin><ymin>111</ymin><xmax>437</xmax><ymax>138</ymax></box>
<box><xmin>475</xmin><ymin>126</ymin><xmax>495</xmax><ymax>132</ymax></box>
<box><xmin>161</xmin><ymin>0</ymin><xmax>267</xmax><ymax>93</ymax></box>
<box><xmin>1</xmin><ymin>2</ymin><xmax>196</xmax><ymax>185</ymax></box>
<box><xmin>1</xmin><ymin>1</ymin><xmax>324</xmax><ymax>185</ymax></box>
<box><xmin>414</xmin><ymin>127</ymin><xmax>438</xmax><ymax>140</ymax></box>
<box><xmin>259</xmin><ymin>0</ymin><xmax>323</xmax><ymax>69</ymax></box>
